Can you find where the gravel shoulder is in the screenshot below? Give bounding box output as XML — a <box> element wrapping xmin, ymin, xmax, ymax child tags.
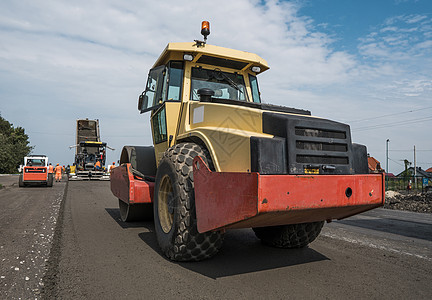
<box><xmin>0</xmin><ymin>175</ymin><xmax>66</xmax><ymax>299</ymax></box>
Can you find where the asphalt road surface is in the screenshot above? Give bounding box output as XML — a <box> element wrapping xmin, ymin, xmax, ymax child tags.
<box><xmin>0</xmin><ymin>175</ymin><xmax>65</xmax><ymax>299</ymax></box>
<box><xmin>2</xmin><ymin>177</ymin><xmax>432</xmax><ymax>299</ymax></box>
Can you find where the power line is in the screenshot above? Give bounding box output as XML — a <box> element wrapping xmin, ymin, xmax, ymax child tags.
<box><xmin>389</xmin><ymin>149</ymin><xmax>432</xmax><ymax>152</ymax></box>
<box><xmin>388</xmin><ymin>158</ymin><xmax>405</xmax><ymax>167</ymax></box>
<box><xmin>348</xmin><ymin>106</ymin><xmax>432</xmax><ymax>123</ymax></box>
<box><xmin>352</xmin><ymin>116</ymin><xmax>432</xmax><ymax>131</ymax></box>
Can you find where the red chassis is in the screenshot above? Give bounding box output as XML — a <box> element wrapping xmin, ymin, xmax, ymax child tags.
<box><xmin>110</xmin><ymin>158</ymin><xmax>385</xmax><ymax>233</ymax></box>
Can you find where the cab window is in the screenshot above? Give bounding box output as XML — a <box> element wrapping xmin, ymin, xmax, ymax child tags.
<box><xmin>167</xmin><ymin>61</ymin><xmax>184</xmax><ymax>101</ymax></box>
<box><xmin>142</xmin><ymin>65</ymin><xmax>165</xmax><ymax>112</ymax></box>
<box><xmin>190</xmin><ymin>67</ymin><xmax>248</xmax><ymax>101</ymax></box>
<box><xmin>152</xmin><ymin>106</ymin><xmax>167</xmax><ymax>144</ymax></box>
<box><xmin>139</xmin><ymin>61</ymin><xmax>184</xmax><ymax>113</ymax></box>
<box><xmin>249</xmin><ymin>74</ymin><xmax>261</xmax><ymax>103</ymax></box>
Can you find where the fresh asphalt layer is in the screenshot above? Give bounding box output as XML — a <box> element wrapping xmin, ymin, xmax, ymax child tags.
<box><xmin>1</xmin><ymin>176</ymin><xmax>431</xmax><ymax>299</ymax></box>
<box><xmin>47</xmin><ymin>181</ymin><xmax>431</xmax><ymax>299</ymax></box>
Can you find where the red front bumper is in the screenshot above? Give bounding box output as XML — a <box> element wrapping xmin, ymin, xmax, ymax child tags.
<box><xmin>193</xmin><ymin>157</ymin><xmax>385</xmax><ymax>233</ymax></box>
<box><xmin>110</xmin><ymin>159</ymin><xmax>385</xmax><ymax>234</ymax></box>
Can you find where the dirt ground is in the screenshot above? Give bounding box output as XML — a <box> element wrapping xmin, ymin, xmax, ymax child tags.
<box><xmin>384</xmin><ymin>190</ymin><xmax>432</xmax><ymax>213</ymax></box>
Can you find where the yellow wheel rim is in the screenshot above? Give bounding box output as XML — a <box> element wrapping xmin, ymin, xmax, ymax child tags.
<box><xmin>158</xmin><ymin>174</ymin><xmax>174</xmax><ymax>233</ymax></box>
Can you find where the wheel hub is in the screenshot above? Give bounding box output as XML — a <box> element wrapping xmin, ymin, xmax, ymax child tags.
<box><xmin>158</xmin><ymin>174</ymin><xmax>174</xmax><ymax>233</ymax></box>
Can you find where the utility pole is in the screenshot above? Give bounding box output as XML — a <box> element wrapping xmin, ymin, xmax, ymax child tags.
<box><xmin>386</xmin><ymin>139</ymin><xmax>390</xmax><ymax>189</ymax></box>
<box><xmin>414</xmin><ymin>145</ymin><xmax>417</xmax><ymax>190</ymax></box>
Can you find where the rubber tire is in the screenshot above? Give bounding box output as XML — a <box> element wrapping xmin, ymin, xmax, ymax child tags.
<box><xmin>154</xmin><ymin>143</ymin><xmax>224</xmax><ymax>261</ymax></box>
<box><xmin>253</xmin><ymin>221</ymin><xmax>324</xmax><ymax>248</ymax></box>
<box><xmin>118</xmin><ymin>199</ymin><xmax>153</xmax><ymax>222</ymax></box>
<box><xmin>47</xmin><ymin>174</ymin><xmax>53</xmax><ymax>187</ymax></box>
<box><xmin>19</xmin><ymin>175</ymin><xmax>25</xmax><ymax>187</ymax></box>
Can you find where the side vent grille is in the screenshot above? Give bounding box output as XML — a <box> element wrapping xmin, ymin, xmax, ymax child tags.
<box><xmin>295</xmin><ymin>128</ymin><xmax>346</xmax><ymax>139</ymax></box>
<box><xmin>296</xmin><ymin>141</ymin><xmax>347</xmax><ymax>152</ymax></box>
<box><xmin>295</xmin><ymin>127</ymin><xmax>349</xmax><ymax>165</ymax></box>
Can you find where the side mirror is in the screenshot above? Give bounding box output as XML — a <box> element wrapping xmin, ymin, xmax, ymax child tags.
<box><xmin>138</xmin><ymin>93</ymin><xmax>149</xmax><ymax>111</ymax></box>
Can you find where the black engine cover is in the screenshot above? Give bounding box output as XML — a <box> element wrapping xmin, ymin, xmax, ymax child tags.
<box><xmin>251</xmin><ymin>112</ymin><xmax>364</xmax><ymax>175</ymax></box>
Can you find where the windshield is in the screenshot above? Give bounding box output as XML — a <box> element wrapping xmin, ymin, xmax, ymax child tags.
<box><xmin>26</xmin><ymin>159</ymin><xmax>45</xmax><ymax>166</ymax></box>
<box><xmin>85</xmin><ymin>154</ymin><xmax>96</xmax><ymax>164</ymax></box>
<box><xmin>77</xmin><ymin>145</ymin><xmax>106</xmax><ymax>168</ymax></box>
<box><xmin>191</xmin><ymin>67</ymin><xmax>248</xmax><ymax>101</ymax></box>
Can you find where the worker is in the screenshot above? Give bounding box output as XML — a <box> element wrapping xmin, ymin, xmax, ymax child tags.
<box><xmin>407</xmin><ymin>180</ymin><xmax>412</xmax><ymax>192</ymax></box>
<box><xmin>95</xmin><ymin>160</ymin><xmax>101</xmax><ymax>170</ymax></box>
<box><xmin>48</xmin><ymin>163</ymin><xmax>54</xmax><ymax>174</ymax></box>
<box><xmin>54</xmin><ymin>163</ymin><xmax>62</xmax><ymax>182</ymax></box>
<box><xmin>70</xmin><ymin>163</ymin><xmax>76</xmax><ymax>174</ymax></box>
<box><xmin>108</xmin><ymin>162</ymin><xmax>116</xmax><ymax>172</ymax></box>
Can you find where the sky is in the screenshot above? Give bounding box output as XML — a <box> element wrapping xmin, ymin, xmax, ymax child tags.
<box><xmin>0</xmin><ymin>0</ymin><xmax>431</xmax><ymax>175</ymax></box>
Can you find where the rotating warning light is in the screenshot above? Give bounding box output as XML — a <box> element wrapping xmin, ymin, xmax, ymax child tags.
<box><xmin>201</xmin><ymin>21</ymin><xmax>210</xmax><ymax>42</ymax></box>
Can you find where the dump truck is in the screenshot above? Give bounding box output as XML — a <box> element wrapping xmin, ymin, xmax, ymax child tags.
<box><xmin>19</xmin><ymin>155</ymin><xmax>53</xmax><ymax>187</ymax></box>
<box><xmin>69</xmin><ymin>119</ymin><xmax>111</xmax><ymax>180</ymax></box>
<box><xmin>110</xmin><ymin>21</ymin><xmax>385</xmax><ymax>261</ymax></box>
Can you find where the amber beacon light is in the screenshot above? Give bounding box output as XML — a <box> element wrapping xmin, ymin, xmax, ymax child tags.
<box><xmin>201</xmin><ymin>21</ymin><xmax>210</xmax><ymax>42</ymax></box>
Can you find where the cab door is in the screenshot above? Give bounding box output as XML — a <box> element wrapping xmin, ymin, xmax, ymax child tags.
<box><xmin>138</xmin><ymin>62</ymin><xmax>184</xmax><ymax>165</ymax></box>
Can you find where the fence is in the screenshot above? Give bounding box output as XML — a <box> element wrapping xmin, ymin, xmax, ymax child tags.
<box><xmin>386</xmin><ymin>176</ymin><xmax>431</xmax><ymax>192</ymax></box>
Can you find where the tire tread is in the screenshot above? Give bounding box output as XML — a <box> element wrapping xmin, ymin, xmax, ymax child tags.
<box><xmin>253</xmin><ymin>221</ymin><xmax>324</xmax><ymax>248</ymax></box>
<box><xmin>157</xmin><ymin>143</ymin><xmax>224</xmax><ymax>261</ymax></box>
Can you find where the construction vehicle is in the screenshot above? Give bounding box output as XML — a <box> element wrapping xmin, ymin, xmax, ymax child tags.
<box><xmin>110</xmin><ymin>21</ymin><xmax>385</xmax><ymax>261</ymax></box>
<box><xmin>19</xmin><ymin>155</ymin><xmax>53</xmax><ymax>187</ymax></box>
<box><xmin>69</xmin><ymin>119</ymin><xmax>112</xmax><ymax>180</ymax></box>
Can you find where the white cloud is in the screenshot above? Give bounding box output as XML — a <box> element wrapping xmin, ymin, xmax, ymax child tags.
<box><xmin>405</xmin><ymin>14</ymin><xmax>427</xmax><ymax>24</ymax></box>
<box><xmin>361</xmin><ymin>14</ymin><xmax>432</xmax><ymax>59</ymax></box>
<box><xmin>0</xmin><ymin>0</ymin><xmax>431</xmax><ymax>173</ymax></box>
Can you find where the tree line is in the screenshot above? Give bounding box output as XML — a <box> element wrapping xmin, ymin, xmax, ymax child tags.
<box><xmin>0</xmin><ymin>114</ymin><xmax>33</xmax><ymax>174</ymax></box>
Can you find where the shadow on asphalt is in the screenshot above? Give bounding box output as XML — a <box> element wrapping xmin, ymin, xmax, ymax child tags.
<box><xmin>105</xmin><ymin>208</ymin><xmax>154</xmax><ymax>229</ymax></box>
<box><xmin>176</xmin><ymin>230</ymin><xmax>329</xmax><ymax>279</ymax></box>
<box><xmin>106</xmin><ymin>207</ymin><xmax>329</xmax><ymax>279</ymax></box>
<box><xmin>17</xmin><ymin>185</ymin><xmax>55</xmax><ymax>189</ymax></box>
<box><xmin>336</xmin><ymin>218</ymin><xmax>432</xmax><ymax>242</ymax></box>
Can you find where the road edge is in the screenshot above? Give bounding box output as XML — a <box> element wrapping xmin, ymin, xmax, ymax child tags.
<box><xmin>41</xmin><ymin>180</ymin><xmax>68</xmax><ymax>299</ymax></box>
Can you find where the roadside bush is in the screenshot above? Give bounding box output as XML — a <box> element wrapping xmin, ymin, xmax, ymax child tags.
<box><xmin>0</xmin><ymin>114</ymin><xmax>33</xmax><ymax>174</ymax></box>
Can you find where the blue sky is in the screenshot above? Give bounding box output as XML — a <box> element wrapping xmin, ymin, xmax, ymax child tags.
<box><xmin>300</xmin><ymin>0</ymin><xmax>432</xmax><ymax>51</ymax></box>
<box><xmin>0</xmin><ymin>0</ymin><xmax>431</xmax><ymax>174</ymax></box>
